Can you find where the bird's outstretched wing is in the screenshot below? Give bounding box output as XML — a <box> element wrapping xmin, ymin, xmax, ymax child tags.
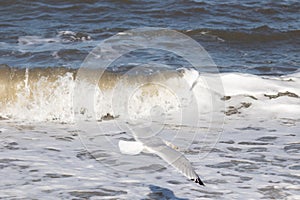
<box><xmin>140</xmin><ymin>137</ymin><xmax>205</xmax><ymax>186</ymax></box>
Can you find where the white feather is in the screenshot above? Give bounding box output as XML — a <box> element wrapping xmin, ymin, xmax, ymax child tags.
<box><xmin>118</xmin><ymin>140</ymin><xmax>144</xmax><ymax>155</ymax></box>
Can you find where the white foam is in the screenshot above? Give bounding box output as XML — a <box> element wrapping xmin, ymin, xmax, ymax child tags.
<box><xmin>221</xmin><ymin>73</ymin><xmax>300</xmax><ymax>96</ymax></box>
<box><xmin>18</xmin><ymin>31</ymin><xmax>92</xmax><ymax>46</ymax></box>
<box><xmin>18</xmin><ymin>36</ymin><xmax>60</xmax><ymax>45</ymax></box>
<box><xmin>1</xmin><ymin>69</ymin><xmax>300</xmax><ymax>123</ymax></box>
<box><xmin>2</xmin><ymin>72</ymin><xmax>75</xmax><ymax>122</ymax></box>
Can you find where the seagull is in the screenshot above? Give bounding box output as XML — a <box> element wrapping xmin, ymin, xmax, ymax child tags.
<box><xmin>118</xmin><ymin>133</ymin><xmax>205</xmax><ymax>186</ymax></box>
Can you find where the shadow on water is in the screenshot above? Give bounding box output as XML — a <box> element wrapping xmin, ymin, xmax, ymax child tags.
<box><xmin>143</xmin><ymin>184</ymin><xmax>189</xmax><ymax>200</ymax></box>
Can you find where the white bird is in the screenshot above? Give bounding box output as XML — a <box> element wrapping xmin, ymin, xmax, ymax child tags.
<box><xmin>118</xmin><ymin>134</ymin><xmax>205</xmax><ymax>186</ymax></box>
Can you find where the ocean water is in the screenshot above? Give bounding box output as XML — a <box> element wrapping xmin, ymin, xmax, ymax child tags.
<box><xmin>0</xmin><ymin>0</ymin><xmax>300</xmax><ymax>199</ymax></box>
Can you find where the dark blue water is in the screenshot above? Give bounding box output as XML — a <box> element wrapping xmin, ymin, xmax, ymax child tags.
<box><xmin>0</xmin><ymin>0</ymin><xmax>299</xmax><ymax>75</ymax></box>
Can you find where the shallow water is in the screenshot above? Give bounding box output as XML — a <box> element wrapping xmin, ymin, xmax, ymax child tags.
<box><xmin>1</xmin><ymin>114</ymin><xmax>299</xmax><ymax>199</ymax></box>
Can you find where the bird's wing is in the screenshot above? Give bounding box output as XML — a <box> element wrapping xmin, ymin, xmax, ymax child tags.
<box><xmin>141</xmin><ymin>137</ymin><xmax>204</xmax><ymax>185</ymax></box>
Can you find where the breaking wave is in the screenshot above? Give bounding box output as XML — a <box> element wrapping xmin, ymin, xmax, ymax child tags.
<box><xmin>0</xmin><ymin>65</ymin><xmax>299</xmax><ymax>123</ymax></box>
